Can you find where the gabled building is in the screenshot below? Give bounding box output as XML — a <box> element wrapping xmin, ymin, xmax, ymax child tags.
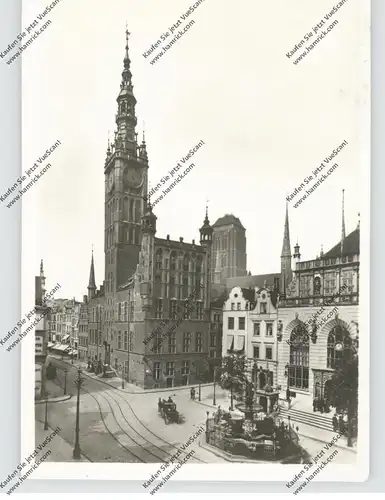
<box><xmin>277</xmin><ymin>192</ymin><xmax>360</xmax><ymax>410</ymax></box>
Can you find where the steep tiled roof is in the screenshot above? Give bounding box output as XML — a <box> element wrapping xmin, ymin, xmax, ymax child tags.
<box><xmin>241</xmin><ymin>288</ymin><xmax>255</xmax><ymax>303</ymax></box>
<box><xmin>213</xmin><ymin>214</ymin><xmax>245</xmax><ymax>229</ymax></box>
<box><xmin>323</xmin><ymin>228</ymin><xmax>360</xmax><ymax>258</ymax></box>
<box><xmin>226</xmin><ymin>273</ymin><xmax>280</xmax><ymax>290</ymax></box>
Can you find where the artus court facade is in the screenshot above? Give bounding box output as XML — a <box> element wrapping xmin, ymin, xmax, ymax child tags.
<box><xmin>223</xmin><ymin>199</ymin><xmax>360</xmax><ymax>410</ymax></box>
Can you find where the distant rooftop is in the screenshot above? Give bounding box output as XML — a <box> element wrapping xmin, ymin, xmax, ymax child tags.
<box><xmin>322</xmin><ymin>228</ymin><xmax>360</xmax><ymax>259</ymax></box>
<box><xmin>213</xmin><ymin>214</ymin><xmax>245</xmax><ymax>229</ymax></box>
<box><xmin>226</xmin><ymin>272</ymin><xmax>280</xmax><ymax>290</ymax></box>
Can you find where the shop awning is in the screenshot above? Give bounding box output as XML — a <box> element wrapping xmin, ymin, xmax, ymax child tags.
<box><xmin>52</xmin><ymin>343</ymin><xmax>62</xmax><ymax>350</ymax></box>
<box><xmin>56</xmin><ymin>344</ymin><xmax>71</xmax><ymax>352</ymax></box>
<box><xmin>226</xmin><ymin>335</ymin><xmax>234</xmax><ymax>351</ymax></box>
<box><xmin>235</xmin><ymin>336</ymin><xmax>245</xmax><ymax>351</ymax></box>
<box><xmin>47</xmin><ymin>342</ymin><xmax>54</xmax><ymax>348</ymax></box>
<box><xmin>61</xmin><ymin>335</ymin><xmax>70</xmax><ymax>342</ymax></box>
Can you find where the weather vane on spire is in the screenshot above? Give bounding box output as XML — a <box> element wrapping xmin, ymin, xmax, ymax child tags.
<box><xmin>125</xmin><ymin>22</ymin><xmax>130</xmax><ymax>40</ymax></box>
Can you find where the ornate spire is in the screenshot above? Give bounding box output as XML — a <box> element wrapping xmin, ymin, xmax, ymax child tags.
<box><xmin>139</xmin><ymin>126</ymin><xmax>148</xmax><ymax>161</ymax></box>
<box><xmin>40</xmin><ymin>259</ymin><xmax>44</xmax><ymax>276</ymax></box>
<box><xmin>122</xmin><ymin>26</ymin><xmax>132</xmax><ymax>87</ymax></box>
<box><xmin>88</xmin><ymin>248</ymin><xmax>96</xmax><ymax>298</ymax></box>
<box><xmin>114</xmin><ymin>28</ymin><xmax>137</xmax><ymax>156</ymax></box>
<box><xmin>341</xmin><ymin>189</ymin><xmax>346</xmax><ymax>255</ymax></box>
<box><xmin>281</xmin><ymin>202</ymin><xmax>291</xmax><ymax>257</ymax></box>
<box><xmin>200</xmin><ymin>203</ymin><xmax>213</xmax><ymax>244</ymax></box>
<box><xmin>280</xmin><ymin>202</ymin><xmax>292</xmax><ymax>294</ymax></box>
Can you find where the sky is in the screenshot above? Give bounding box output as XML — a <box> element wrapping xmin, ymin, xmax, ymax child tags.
<box><xmin>20</xmin><ymin>0</ymin><xmax>369</xmax><ymax>301</ymax></box>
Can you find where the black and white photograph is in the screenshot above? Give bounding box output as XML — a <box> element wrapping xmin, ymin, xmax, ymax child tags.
<box><xmin>11</xmin><ymin>0</ymin><xmax>371</xmax><ymax>490</ymax></box>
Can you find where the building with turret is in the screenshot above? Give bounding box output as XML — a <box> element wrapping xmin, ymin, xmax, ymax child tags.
<box><xmin>84</xmin><ymin>31</ymin><xmax>215</xmax><ymax>388</ymax></box>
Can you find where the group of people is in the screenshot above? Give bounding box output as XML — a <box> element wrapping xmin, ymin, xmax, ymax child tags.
<box><xmin>158</xmin><ymin>396</ymin><xmax>176</xmax><ymax>412</ymax></box>
<box><xmin>332</xmin><ymin>411</ymin><xmax>348</xmax><ymax>434</ymax></box>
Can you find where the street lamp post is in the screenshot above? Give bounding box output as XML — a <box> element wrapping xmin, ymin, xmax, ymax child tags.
<box><xmin>213</xmin><ymin>366</ymin><xmax>217</xmax><ymax>406</ymax></box>
<box><xmin>44</xmin><ymin>397</ymin><xmax>49</xmax><ymax>430</ymax></box>
<box><xmin>285</xmin><ymin>363</ymin><xmax>290</xmax><ymax>402</ymax></box>
<box><xmin>64</xmin><ymin>368</ymin><xmax>68</xmax><ymax>395</ymax></box>
<box><xmin>73</xmin><ymin>368</ymin><xmax>85</xmax><ymax>459</ymax></box>
<box><xmin>121</xmin><ymin>363</ymin><xmax>125</xmax><ymax>389</ymax></box>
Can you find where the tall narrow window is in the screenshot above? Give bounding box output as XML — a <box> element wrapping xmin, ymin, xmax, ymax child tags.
<box><xmin>288</xmin><ymin>324</ymin><xmax>309</xmax><ymax>389</ymax></box>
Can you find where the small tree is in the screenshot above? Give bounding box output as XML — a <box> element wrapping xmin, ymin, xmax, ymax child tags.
<box><xmin>220</xmin><ymin>352</ymin><xmax>247</xmax><ymax>410</ymax></box>
<box><xmin>327</xmin><ymin>355</ymin><xmax>358</xmax><ymax>447</ymax></box>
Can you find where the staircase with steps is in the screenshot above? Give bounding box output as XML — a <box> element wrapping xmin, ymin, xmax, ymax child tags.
<box><xmin>278</xmin><ymin>404</ymin><xmax>334</xmax><ymax>432</ymax></box>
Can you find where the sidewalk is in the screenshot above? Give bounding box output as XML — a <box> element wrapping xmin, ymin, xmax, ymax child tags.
<box><xmin>49</xmin><ymin>353</ymin><xmax>214</xmax><ymax>395</ymax></box>
<box><xmin>35</xmin><ymin>420</ymin><xmax>89</xmax><ymax>462</ymax></box>
<box><xmin>35</xmin><ymin>378</ymin><xmax>72</xmax><ymax>403</ymax></box>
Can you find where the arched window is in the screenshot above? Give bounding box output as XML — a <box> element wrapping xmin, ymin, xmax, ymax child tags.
<box><xmin>289</xmin><ymin>323</ymin><xmax>309</xmax><ymax>389</ymax></box>
<box><xmin>327</xmin><ymin>325</ymin><xmax>352</xmax><ymax>369</ymax></box>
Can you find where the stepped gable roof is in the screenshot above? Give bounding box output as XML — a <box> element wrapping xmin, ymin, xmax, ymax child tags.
<box><xmin>213</xmin><ymin>214</ymin><xmax>245</xmax><ymax>229</ymax></box>
<box><xmin>323</xmin><ymin>228</ymin><xmax>360</xmax><ymax>258</ymax></box>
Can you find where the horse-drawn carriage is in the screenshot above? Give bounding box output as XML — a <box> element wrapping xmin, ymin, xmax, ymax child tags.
<box><xmin>158</xmin><ymin>398</ymin><xmax>181</xmax><ymax>424</ymax></box>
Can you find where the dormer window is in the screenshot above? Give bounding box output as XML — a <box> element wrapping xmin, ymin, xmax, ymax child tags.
<box><xmin>260</xmin><ymin>303</ymin><xmax>267</xmax><ymax>314</ymax></box>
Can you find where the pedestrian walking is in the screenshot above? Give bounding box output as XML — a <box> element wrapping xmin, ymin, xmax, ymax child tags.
<box><xmin>190</xmin><ymin>387</ymin><xmax>196</xmax><ymax>400</ymax></box>
<box><xmin>338</xmin><ymin>414</ymin><xmax>345</xmax><ymax>434</ymax></box>
<box><xmin>332</xmin><ymin>413</ymin><xmax>338</xmax><ymax>432</ymax></box>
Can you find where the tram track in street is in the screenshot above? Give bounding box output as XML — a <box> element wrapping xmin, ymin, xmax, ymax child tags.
<box><xmin>53</xmin><ymin>373</ymin><xmax>151</xmax><ymax>463</ymax></box>
<box><xmin>107</xmin><ymin>389</ymin><xmax>207</xmax><ymax>464</ymax></box>
<box><xmin>53</xmin><ymin>367</ymin><xmax>207</xmax><ymax>464</ymax></box>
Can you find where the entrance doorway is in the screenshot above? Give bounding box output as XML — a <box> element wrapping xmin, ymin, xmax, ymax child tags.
<box><xmin>166</xmin><ymin>377</ymin><xmax>173</xmax><ymax>388</ymax></box>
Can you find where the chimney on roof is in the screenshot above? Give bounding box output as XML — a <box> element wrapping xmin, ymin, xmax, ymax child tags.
<box><xmin>192</xmin><ymin>239</ymin><xmax>195</xmax><ymax>245</ymax></box>
<box><xmin>166</xmin><ymin>234</ymin><xmax>170</xmax><ymax>241</ymax></box>
<box><xmin>179</xmin><ymin>237</ymin><xmax>183</xmax><ymax>242</ymax></box>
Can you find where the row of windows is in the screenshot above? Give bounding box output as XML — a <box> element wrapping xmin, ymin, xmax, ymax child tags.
<box><xmin>78</xmin><ymin>337</ymin><xmax>88</xmax><ymax>347</ymax></box>
<box><xmin>228</xmin><ymin>317</ymin><xmax>244</xmax><ymax>330</ymax></box>
<box><xmin>153</xmin><ymin>360</ymin><xmax>191</xmax><ymax>379</ymax></box>
<box><xmin>116</xmin><ymin>331</ymin><xmax>134</xmax><ymax>351</ymax></box>
<box><xmin>155</xmin><ymin>250</ymin><xmax>203</xmax><ymax>272</ymax></box>
<box><xmin>252</xmin><ymin>345</ymin><xmax>273</xmax><ymax>360</ymax></box>
<box><xmin>152</xmin><ymin>332</ymin><xmax>203</xmax><ymax>354</ymax></box>
<box><xmin>299</xmin><ymin>255</ymin><xmax>354</xmax><ymax>269</ymax></box>
<box><xmin>253</xmin><ymin>322</ymin><xmax>273</xmax><ymax>336</ymax></box>
<box><xmin>154</xmin><ymin>300</ymin><xmax>204</xmax><ymax>320</ymax></box>
<box><xmin>106</xmin><ymin>198</ymin><xmax>142</xmax><ymax>227</ymax></box>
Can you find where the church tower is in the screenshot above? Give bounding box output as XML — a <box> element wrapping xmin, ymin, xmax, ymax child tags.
<box><xmin>104</xmin><ymin>30</ymin><xmax>149</xmax><ymax>293</ymax></box>
<box><xmin>200</xmin><ymin>206</ymin><xmax>213</xmax><ymax>314</ymax></box>
<box><xmin>281</xmin><ymin>202</ymin><xmax>292</xmax><ymax>294</ymax></box>
<box><xmin>88</xmin><ymin>249</ymin><xmax>96</xmax><ymax>300</ymax></box>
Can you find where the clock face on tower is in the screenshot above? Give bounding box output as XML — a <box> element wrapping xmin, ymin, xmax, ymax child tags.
<box><xmin>124</xmin><ymin>166</ymin><xmax>143</xmax><ymax>188</ymax></box>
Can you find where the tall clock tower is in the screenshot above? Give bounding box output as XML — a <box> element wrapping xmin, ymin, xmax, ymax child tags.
<box><xmin>104</xmin><ymin>30</ymin><xmax>149</xmax><ymax>291</ymax></box>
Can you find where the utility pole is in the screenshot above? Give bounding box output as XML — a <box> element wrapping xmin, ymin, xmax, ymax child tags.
<box><xmin>73</xmin><ymin>368</ymin><xmax>85</xmax><ymax>459</ymax></box>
